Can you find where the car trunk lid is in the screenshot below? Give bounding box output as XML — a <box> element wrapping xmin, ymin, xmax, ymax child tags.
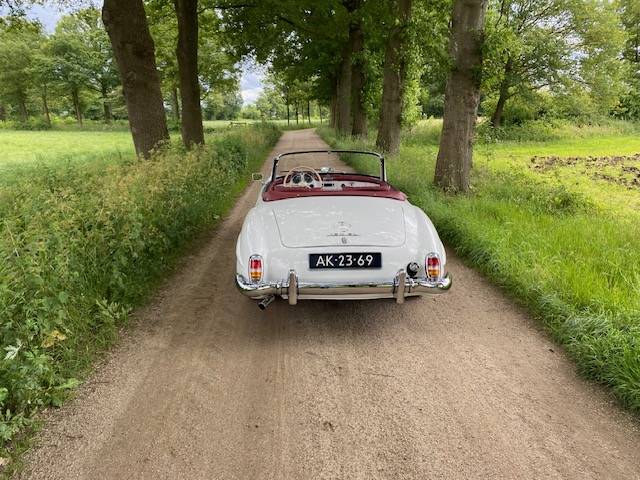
<box><xmin>271</xmin><ymin>196</ymin><xmax>406</xmax><ymax>248</ymax></box>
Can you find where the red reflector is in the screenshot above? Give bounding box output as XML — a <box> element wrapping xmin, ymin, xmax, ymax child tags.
<box><xmin>426</xmin><ymin>254</ymin><xmax>441</xmax><ymax>280</ymax></box>
<box><xmin>249</xmin><ymin>255</ymin><xmax>263</xmax><ymax>283</ymax></box>
<box><xmin>250</xmin><ymin>258</ymin><xmax>261</xmax><ymax>269</ymax></box>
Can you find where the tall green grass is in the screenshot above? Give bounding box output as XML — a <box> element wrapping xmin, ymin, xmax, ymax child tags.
<box><xmin>319</xmin><ymin>123</ymin><xmax>640</xmax><ymax>412</ymax></box>
<box><xmin>0</xmin><ymin>125</ymin><xmax>280</xmax><ymax>453</ymax></box>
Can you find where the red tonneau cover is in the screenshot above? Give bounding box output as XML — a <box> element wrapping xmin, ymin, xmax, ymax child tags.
<box><xmin>262</xmin><ymin>174</ymin><xmax>407</xmax><ymax>202</ymax></box>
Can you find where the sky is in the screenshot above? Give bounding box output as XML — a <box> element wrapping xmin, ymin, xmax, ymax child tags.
<box><xmin>239</xmin><ymin>62</ymin><xmax>265</xmax><ymax>104</ymax></box>
<box><xmin>6</xmin><ymin>2</ymin><xmax>264</xmax><ymax>105</ymax></box>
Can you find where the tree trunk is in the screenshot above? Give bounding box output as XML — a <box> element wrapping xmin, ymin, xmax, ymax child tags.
<box><xmin>295</xmin><ymin>102</ymin><xmax>299</xmax><ymax>124</ymax></box>
<box><xmin>319</xmin><ymin>103</ymin><xmax>323</xmax><ymax>124</ymax></box>
<box><xmin>0</xmin><ymin>104</ymin><xmax>6</xmax><ymax>122</ymax></box>
<box><xmin>335</xmin><ymin>0</ymin><xmax>363</xmax><ymax>135</ymax></box>
<box><xmin>71</xmin><ymin>87</ymin><xmax>83</xmax><ymax>125</ymax></box>
<box><xmin>285</xmin><ymin>89</ymin><xmax>290</xmax><ymax>125</ymax></box>
<box><xmin>490</xmin><ymin>57</ymin><xmax>512</xmax><ymax>128</ymax></box>
<box><xmin>102</xmin><ymin>0</ymin><xmax>169</xmax><ymax>158</ymax></box>
<box><xmin>174</xmin><ymin>0</ymin><xmax>204</xmax><ymax>148</ymax></box>
<box><xmin>101</xmin><ymin>84</ymin><xmax>112</xmax><ymax>123</ymax></box>
<box><xmin>42</xmin><ymin>84</ymin><xmax>51</xmax><ymax>127</ymax></box>
<box><xmin>171</xmin><ymin>85</ymin><xmax>181</xmax><ymax>121</ymax></box>
<box><xmin>101</xmin><ymin>84</ymin><xmax>113</xmax><ymax>124</ymax></box>
<box><xmin>490</xmin><ymin>86</ymin><xmax>507</xmax><ymax>128</ymax></box>
<box><xmin>336</xmin><ymin>35</ymin><xmax>354</xmax><ymax>135</ymax></box>
<box><xmin>307</xmin><ymin>99</ymin><xmax>311</xmax><ymax>124</ymax></box>
<box><xmin>351</xmin><ymin>19</ymin><xmax>368</xmax><ymax>137</ymax></box>
<box><xmin>17</xmin><ymin>93</ymin><xmax>27</xmax><ymax>123</ymax></box>
<box><xmin>103</xmin><ymin>101</ymin><xmax>113</xmax><ymax>123</ymax></box>
<box><xmin>330</xmin><ymin>91</ymin><xmax>337</xmax><ymax>128</ymax></box>
<box><xmin>434</xmin><ymin>0</ymin><xmax>488</xmax><ymax>192</ymax></box>
<box><xmin>376</xmin><ymin>0</ymin><xmax>412</xmax><ymax>154</ymax></box>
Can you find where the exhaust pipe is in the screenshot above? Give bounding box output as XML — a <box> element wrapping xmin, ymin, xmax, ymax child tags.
<box><xmin>258</xmin><ymin>295</ymin><xmax>275</xmax><ymax>310</ymax></box>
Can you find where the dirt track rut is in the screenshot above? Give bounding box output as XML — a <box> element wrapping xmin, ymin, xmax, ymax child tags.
<box><xmin>19</xmin><ymin>129</ymin><xmax>640</xmax><ymax>480</ymax></box>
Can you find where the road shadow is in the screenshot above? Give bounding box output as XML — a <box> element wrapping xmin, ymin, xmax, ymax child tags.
<box><xmin>239</xmin><ymin>295</ymin><xmax>425</xmax><ymax>348</ymax></box>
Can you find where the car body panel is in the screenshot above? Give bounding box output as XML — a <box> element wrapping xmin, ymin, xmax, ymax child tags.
<box><xmin>271</xmin><ymin>196</ymin><xmax>406</xmax><ymax>248</ymax></box>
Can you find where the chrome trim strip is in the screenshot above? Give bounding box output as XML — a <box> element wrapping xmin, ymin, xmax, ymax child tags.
<box><xmin>235</xmin><ymin>270</ymin><xmax>452</xmax><ymax>301</ymax></box>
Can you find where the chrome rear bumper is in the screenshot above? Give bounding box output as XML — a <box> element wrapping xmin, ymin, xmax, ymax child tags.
<box><xmin>235</xmin><ymin>269</ymin><xmax>452</xmax><ymax>305</ymax></box>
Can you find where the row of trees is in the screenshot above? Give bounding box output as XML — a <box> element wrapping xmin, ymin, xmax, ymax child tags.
<box><xmin>101</xmin><ymin>0</ymin><xmax>252</xmax><ymax>154</ymax></box>
<box><xmin>0</xmin><ymin>10</ymin><xmax>118</xmax><ymax>126</ymax></box>
<box><xmin>483</xmin><ymin>0</ymin><xmax>628</xmax><ymax>127</ymax></box>
<box><xmin>247</xmin><ymin>74</ymin><xmax>326</xmax><ymax>124</ymax></box>
<box><xmin>0</xmin><ymin>4</ymin><xmax>241</xmax><ymax>131</ymax></box>
<box><xmin>2</xmin><ymin>0</ymin><xmax>637</xmax><ymax>190</ymax></box>
<box><xmin>247</xmin><ymin>0</ymin><xmax>639</xmax><ymax>131</ymax></box>
<box><xmin>216</xmin><ymin>0</ymin><xmax>447</xmax><ymax>153</ymax></box>
<box><xmin>218</xmin><ymin>0</ymin><xmax>631</xmax><ymax>190</ymax></box>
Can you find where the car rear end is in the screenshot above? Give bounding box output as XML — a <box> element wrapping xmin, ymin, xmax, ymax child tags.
<box><xmin>236</xmin><ymin>196</ymin><xmax>451</xmax><ymax>307</ymax></box>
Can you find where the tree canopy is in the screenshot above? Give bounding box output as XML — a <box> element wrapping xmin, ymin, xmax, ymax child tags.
<box><xmin>0</xmin><ymin>0</ymin><xmax>638</xmax><ymax>164</ymax></box>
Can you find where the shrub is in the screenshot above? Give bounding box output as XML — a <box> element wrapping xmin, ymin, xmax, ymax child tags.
<box><xmin>0</xmin><ymin>124</ymin><xmax>280</xmax><ymax>449</ymax></box>
<box><xmin>476</xmin><ymin>117</ymin><xmax>640</xmax><ymax>143</ymax></box>
<box><xmin>0</xmin><ymin>117</ymin><xmax>52</xmax><ymax>131</ymax></box>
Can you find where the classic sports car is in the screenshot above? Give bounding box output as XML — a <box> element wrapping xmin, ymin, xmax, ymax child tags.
<box><xmin>235</xmin><ymin>150</ymin><xmax>451</xmax><ymax>309</ymax></box>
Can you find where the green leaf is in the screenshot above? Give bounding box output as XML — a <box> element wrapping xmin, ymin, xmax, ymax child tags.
<box><xmin>4</xmin><ymin>341</ymin><xmax>22</xmax><ymax>361</ymax></box>
<box><xmin>58</xmin><ymin>291</ymin><xmax>69</xmax><ymax>304</ymax></box>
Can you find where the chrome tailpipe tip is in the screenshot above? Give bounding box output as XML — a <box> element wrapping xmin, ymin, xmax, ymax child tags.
<box><xmin>258</xmin><ymin>295</ymin><xmax>275</xmax><ymax>310</ymax></box>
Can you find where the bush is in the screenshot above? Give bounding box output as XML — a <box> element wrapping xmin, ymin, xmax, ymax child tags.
<box><xmin>476</xmin><ymin>117</ymin><xmax>640</xmax><ymax>143</ymax></box>
<box><xmin>0</xmin><ymin>124</ymin><xmax>280</xmax><ymax>449</ymax></box>
<box><xmin>481</xmin><ymin>90</ymin><xmax>554</xmax><ymax>127</ymax></box>
<box><xmin>476</xmin><ymin>118</ymin><xmax>568</xmax><ymax>143</ymax></box>
<box><xmin>0</xmin><ymin>117</ymin><xmax>133</xmax><ymax>132</ymax></box>
<box><xmin>0</xmin><ymin>117</ymin><xmax>52</xmax><ymax>131</ymax></box>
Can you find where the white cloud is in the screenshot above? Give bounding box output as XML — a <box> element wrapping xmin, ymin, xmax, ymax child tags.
<box><xmin>241</xmin><ymin>87</ymin><xmax>263</xmax><ymax>105</ymax></box>
<box><xmin>239</xmin><ymin>61</ymin><xmax>265</xmax><ymax>105</ymax></box>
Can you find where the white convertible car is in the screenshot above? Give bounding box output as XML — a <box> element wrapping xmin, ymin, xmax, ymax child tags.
<box><xmin>235</xmin><ymin>150</ymin><xmax>451</xmax><ymax>309</ymax></box>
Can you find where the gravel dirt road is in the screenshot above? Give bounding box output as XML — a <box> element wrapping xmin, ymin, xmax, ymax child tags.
<box><xmin>18</xmin><ymin>129</ymin><xmax>640</xmax><ymax>480</ymax></box>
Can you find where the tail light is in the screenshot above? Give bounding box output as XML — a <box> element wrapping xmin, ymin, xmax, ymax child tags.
<box><xmin>249</xmin><ymin>255</ymin><xmax>263</xmax><ymax>283</ymax></box>
<box><xmin>426</xmin><ymin>253</ymin><xmax>441</xmax><ymax>281</ymax></box>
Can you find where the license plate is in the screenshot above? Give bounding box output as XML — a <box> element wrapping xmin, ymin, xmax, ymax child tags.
<box><xmin>309</xmin><ymin>252</ymin><xmax>382</xmax><ymax>269</ymax></box>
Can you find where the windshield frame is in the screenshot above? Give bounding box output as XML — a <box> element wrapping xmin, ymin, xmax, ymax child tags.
<box><xmin>270</xmin><ymin>150</ymin><xmax>386</xmax><ymax>183</ymax></box>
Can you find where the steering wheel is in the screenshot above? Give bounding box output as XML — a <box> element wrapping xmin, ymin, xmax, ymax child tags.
<box><xmin>283</xmin><ymin>166</ymin><xmax>323</xmax><ymax>188</ymax></box>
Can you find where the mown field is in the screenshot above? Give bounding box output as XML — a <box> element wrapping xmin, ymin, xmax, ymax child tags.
<box><xmin>0</xmin><ymin>130</ymin><xmax>134</xmax><ymax>172</ymax></box>
<box><xmin>0</xmin><ymin>119</ymin><xmax>321</xmax><ymax>174</ymax></box>
<box><xmin>0</xmin><ymin>125</ymin><xmax>280</xmax><ymax>458</ymax></box>
<box><xmin>320</xmin><ymin>120</ymin><xmax>640</xmax><ymax>412</ymax></box>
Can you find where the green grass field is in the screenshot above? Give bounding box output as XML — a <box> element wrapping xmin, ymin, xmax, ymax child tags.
<box><xmin>0</xmin><ymin>130</ymin><xmax>134</xmax><ymax>168</ymax></box>
<box><xmin>0</xmin><ymin>119</ymin><xmax>323</xmax><ymax>176</ymax></box>
<box><xmin>400</xmin><ymin>119</ymin><xmax>640</xmax><ymax>214</ymax></box>
<box><xmin>320</xmin><ymin>119</ymin><xmax>640</xmax><ymax>412</ymax></box>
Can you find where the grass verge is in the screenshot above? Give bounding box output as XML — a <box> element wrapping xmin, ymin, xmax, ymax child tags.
<box><xmin>0</xmin><ymin>124</ymin><xmax>280</xmax><ymax>472</ymax></box>
<box><xmin>318</xmin><ymin>123</ymin><xmax>640</xmax><ymax>414</ymax></box>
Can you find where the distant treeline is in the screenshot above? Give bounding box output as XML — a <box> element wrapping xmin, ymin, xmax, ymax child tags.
<box><xmin>1</xmin><ymin>0</ymin><xmax>639</xmax><ymax>188</ymax></box>
<box><xmin>0</xmin><ymin>7</ymin><xmax>243</xmax><ymax>129</ymax></box>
